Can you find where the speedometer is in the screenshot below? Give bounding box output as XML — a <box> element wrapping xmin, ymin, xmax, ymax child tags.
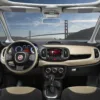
<box><xmin>15</xmin><ymin>46</ymin><xmax>23</xmax><ymax>52</ymax></box>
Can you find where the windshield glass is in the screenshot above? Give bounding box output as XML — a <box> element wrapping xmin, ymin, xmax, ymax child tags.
<box><xmin>4</xmin><ymin>12</ymin><xmax>100</xmax><ymax>41</ymax></box>
<box><xmin>9</xmin><ymin>0</ymin><xmax>95</xmax><ymax>4</ymax></box>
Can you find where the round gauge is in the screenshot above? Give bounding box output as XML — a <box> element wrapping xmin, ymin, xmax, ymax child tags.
<box><xmin>15</xmin><ymin>46</ymin><xmax>23</xmax><ymax>52</ymax></box>
<box><xmin>30</xmin><ymin>47</ymin><xmax>35</xmax><ymax>54</ymax></box>
<box><xmin>23</xmin><ymin>45</ymin><xmax>26</xmax><ymax>49</ymax></box>
<box><xmin>27</xmin><ymin>45</ymin><xmax>31</xmax><ymax>49</ymax></box>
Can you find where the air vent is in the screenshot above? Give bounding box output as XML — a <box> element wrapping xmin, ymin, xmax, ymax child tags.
<box><xmin>94</xmin><ymin>49</ymin><xmax>99</xmax><ymax>58</ymax></box>
<box><xmin>69</xmin><ymin>54</ymin><xmax>91</xmax><ymax>60</ymax></box>
<box><xmin>47</xmin><ymin>41</ymin><xmax>61</xmax><ymax>44</ymax></box>
<box><xmin>41</xmin><ymin>49</ymin><xmax>46</xmax><ymax>58</ymax></box>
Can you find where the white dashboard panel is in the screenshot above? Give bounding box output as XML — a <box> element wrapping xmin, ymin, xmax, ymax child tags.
<box><xmin>39</xmin><ymin>45</ymin><xmax>100</xmax><ymax>67</ymax></box>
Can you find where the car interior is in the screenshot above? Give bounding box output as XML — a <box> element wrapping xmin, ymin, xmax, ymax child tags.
<box><xmin>0</xmin><ymin>0</ymin><xmax>100</xmax><ymax>100</ymax></box>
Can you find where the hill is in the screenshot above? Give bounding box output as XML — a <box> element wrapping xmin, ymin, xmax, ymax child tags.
<box><xmin>67</xmin><ymin>27</ymin><xmax>95</xmax><ymax>40</ymax></box>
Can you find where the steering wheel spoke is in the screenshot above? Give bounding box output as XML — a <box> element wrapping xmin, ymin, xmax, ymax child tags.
<box><xmin>5</xmin><ymin>53</ymin><xmax>13</xmax><ymax>61</ymax></box>
<box><xmin>16</xmin><ymin>65</ymin><xmax>24</xmax><ymax>71</ymax></box>
<box><xmin>29</xmin><ymin>54</ymin><xmax>36</xmax><ymax>61</ymax></box>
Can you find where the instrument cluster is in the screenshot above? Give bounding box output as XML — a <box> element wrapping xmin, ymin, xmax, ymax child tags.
<box><xmin>13</xmin><ymin>44</ymin><xmax>38</xmax><ymax>54</ymax></box>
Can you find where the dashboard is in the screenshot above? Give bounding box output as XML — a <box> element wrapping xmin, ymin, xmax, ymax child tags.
<box><xmin>39</xmin><ymin>45</ymin><xmax>100</xmax><ymax>67</ymax></box>
<box><xmin>0</xmin><ymin>40</ymin><xmax>100</xmax><ymax>75</ymax></box>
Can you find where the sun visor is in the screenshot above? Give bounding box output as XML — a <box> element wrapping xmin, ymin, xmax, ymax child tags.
<box><xmin>0</xmin><ymin>6</ymin><xmax>41</xmax><ymax>13</ymax></box>
<box><xmin>63</xmin><ymin>7</ymin><xmax>100</xmax><ymax>13</ymax></box>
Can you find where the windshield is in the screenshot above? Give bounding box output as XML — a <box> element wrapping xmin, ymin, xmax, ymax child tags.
<box><xmin>10</xmin><ymin>0</ymin><xmax>95</xmax><ymax>4</ymax></box>
<box><xmin>3</xmin><ymin>12</ymin><xmax>100</xmax><ymax>41</ymax></box>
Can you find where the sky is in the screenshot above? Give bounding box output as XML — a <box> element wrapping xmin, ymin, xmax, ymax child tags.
<box><xmin>0</xmin><ymin>0</ymin><xmax>100</xmax><ymax>40</ymax></box>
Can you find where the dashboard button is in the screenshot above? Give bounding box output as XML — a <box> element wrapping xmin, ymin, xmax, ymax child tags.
<box><xmin>45</xmin><ymin>68</ymin><xmax>51</xmax><ymax>74</ymax></box>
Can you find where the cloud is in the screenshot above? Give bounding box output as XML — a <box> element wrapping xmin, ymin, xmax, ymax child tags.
<box><xmin>25</xmin><ymin>17</ymin><xmax>32</xmax><ymax>21</ymax></box>
<box><xmin>32</xmin><ymin>20</ymin><xmax>41</xmax><ymax>26</ymax></box>
<box><xmin>70</xmin><ymin>19</ymin><xmax>97</xmax><ymax>23</ymax></box>
<box><xmin>32</xmin><ymin>19</ymin><xmax>97</xmax><ymax>27</ymax></box>
<box><xmin>9</xmin><ymin>22</ymin><xmax>32</xmax><ymax>26</ymax></box>
<box><xmin>5</xmin><ymin>12</ymin><xmax>17</xmax><ymax>18</ymax></box>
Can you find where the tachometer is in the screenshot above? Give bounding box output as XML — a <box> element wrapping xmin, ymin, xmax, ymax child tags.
<box><xmin>15</xmin><ymin>46</ymin><xmax>23</xmax><ymax>52</ymax></box>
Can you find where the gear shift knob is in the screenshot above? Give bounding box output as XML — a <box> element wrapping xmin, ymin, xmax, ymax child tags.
<box><xmin>49</xmin><ymin>75</ymin><xmax>55</xmax><ymax>84</ymax></box>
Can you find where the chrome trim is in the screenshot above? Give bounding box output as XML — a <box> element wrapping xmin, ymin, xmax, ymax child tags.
<box><xmin>44</xmin><ymin>90</ymin><xmax>58</xmax><ymax>99</ymax></box>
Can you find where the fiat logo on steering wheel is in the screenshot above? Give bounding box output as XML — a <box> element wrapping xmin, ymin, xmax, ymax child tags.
<box><xmin>18</xmin><ymin>55</ymin><xmax>23</xmax><ymax>61</ymax></box>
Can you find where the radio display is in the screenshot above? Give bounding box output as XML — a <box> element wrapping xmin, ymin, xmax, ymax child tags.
<box><xmin>47</xmin><ymin>48</ymin><xmax>62</xmax><ymax>57</ymax></box>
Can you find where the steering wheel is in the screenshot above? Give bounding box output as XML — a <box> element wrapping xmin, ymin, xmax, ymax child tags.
<box><xmin>4</xmin><ymin>40</ymin><xmax>38</xmax><ymax>74</ymax></box>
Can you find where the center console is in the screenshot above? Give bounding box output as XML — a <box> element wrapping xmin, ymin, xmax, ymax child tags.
<box><xmin>43</xmin><ymin>65</ymin><xmax>66</xmax><ymax>99</ymax></box>
<box><xmin>41</xmin><ymin>47</ymin><xmax>67</xmax><ymax>99</ymax></box>
<box><xmin>41</xmin><ymin>47</ymin><xmax>69</xmax><ymax>61</ymax></box>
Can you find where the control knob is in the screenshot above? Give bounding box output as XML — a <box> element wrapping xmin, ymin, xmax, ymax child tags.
<box><xmin>45</xmin><ymin>68</ymin><xmax>51</xmax><ymax>74</ymax></box>
<box><xmin>52</xmin><ymin>67</ymin><xmax>58</xmax><ymax>73</ymax></box>
<box><xmin>58</xmin><ymin>67</ymin><xmax>64</xmax><ymax>73</ymax></box>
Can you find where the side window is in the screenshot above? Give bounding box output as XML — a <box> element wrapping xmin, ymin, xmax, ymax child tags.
<box><xmin>0</xmin><ymin>22</ymin><xmax>6</xmax><ymax>41</ymax></box>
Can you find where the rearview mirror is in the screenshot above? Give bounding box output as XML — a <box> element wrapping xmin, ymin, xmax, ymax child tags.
<box><xmin>43</xmin><ymin>18</ymin><xmax>61</xmax><ymax>24</ymax></box>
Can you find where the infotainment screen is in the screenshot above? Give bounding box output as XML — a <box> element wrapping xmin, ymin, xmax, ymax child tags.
<box><xmin>47</xmin><ymin>48</ymin><xmax>62</xmax><ymax>57</ymax></box>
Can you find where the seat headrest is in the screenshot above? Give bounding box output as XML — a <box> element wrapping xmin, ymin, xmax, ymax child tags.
<box><xmin>6</xmin><ymin>87</ymin><xmax>36</xmax><ymax>94</ymax></box>
<box><xmin>68</xmin><ymin>86</ymin><xmax>97</xmax><ymax>94</ymax></box>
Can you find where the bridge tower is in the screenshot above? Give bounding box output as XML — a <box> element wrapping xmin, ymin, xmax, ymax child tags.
<box><xmin>65</xmin><ymin>20</ymin><xmax>69</xmax><ymax>39</ymax></box>
<box><xmin>29</xmin><ymin>30</ymin><xmax>31</xmax><ymax>40</ymax></box>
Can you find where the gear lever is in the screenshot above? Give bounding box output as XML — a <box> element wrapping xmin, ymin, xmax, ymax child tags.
<box><xmin>48</xmin><ymin>75</ymin><xmax>55</xmax><ymax>93</ymax></box>
<box><xmin>49</xmin><ymin>75</ymin><xmax>55</xmax><ymax>84</ymax></box>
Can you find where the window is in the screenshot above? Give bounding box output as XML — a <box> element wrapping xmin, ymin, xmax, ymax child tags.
<box><xmin>4</xmin><ymin>12</ymin><xmax>99</xmax><ymax>41</ymax></box>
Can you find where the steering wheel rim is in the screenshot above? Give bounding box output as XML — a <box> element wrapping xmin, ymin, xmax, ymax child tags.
<box><xmin>4</xmin><ymin>40</ymin><xmax>38</xmax><ymax>74</ymax></box>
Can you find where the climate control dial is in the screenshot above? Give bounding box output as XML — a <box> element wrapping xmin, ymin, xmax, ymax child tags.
<box><xmin>45</xmin><ymin>68</ymin><xmax>51</xmax><ymax>74</ymax></box>
<box><xmin>52</xmin><ymin>67</ymin><xmax>58</xmax><ymax>73</ymax></box>
<box><xmin>58</xmin><ymin>67</ymin><xmax>64</xmax><ymax>73</ymax></box>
